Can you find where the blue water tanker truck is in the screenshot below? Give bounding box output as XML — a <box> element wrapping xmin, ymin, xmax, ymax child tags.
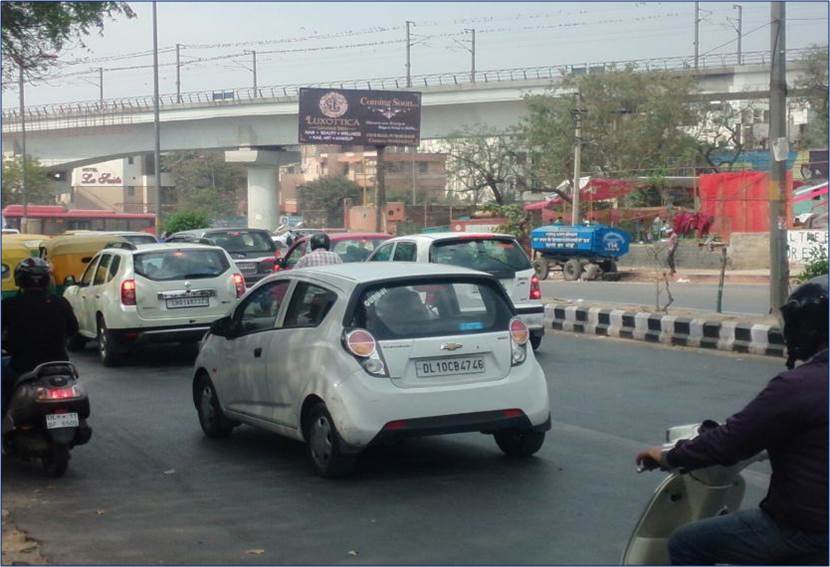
<box><xmin>530</xmin><ymin>224</ymin><xmax>631</xmax><ymax>281</ymax></box>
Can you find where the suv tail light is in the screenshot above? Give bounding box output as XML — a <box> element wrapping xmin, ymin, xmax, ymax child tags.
<box><xmin>121</xmin><ymin>279</ymin><xmax>136</xmax><ymax>305</ymax></box>
<box><xmin>530</xmin><ymin>275</ymin><xmax>542</xmax><ymax>300</ymax></box>
<box><xmin>232</xmin><ymin>273</ymin><xmax>246</xmax><ymax>298</ymax></box>
<box><xmin>509</xmin><ymin>318</ymin><xmax>528</xmax><ymax>366</ymax></box>
<box><xmin>343</xmin><ymin>329</ymin><xmax>388</xmax><ymax>377</ymax></box>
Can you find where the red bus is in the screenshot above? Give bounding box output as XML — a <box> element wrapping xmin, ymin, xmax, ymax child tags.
<box><xmin>2</xmin><ymin>205</ymin><xmax>157</xmax><ymax>235</ymax></box>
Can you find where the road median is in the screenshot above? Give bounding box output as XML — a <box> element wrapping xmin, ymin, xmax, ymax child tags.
<box><xmin>544</xmin><ymin>300</ymin><xmax>784</xmax><ymax>358</ymax></box>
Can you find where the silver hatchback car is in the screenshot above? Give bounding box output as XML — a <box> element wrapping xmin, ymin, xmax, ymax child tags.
<box><xmin>193</xmin><ymin>263</ymin><xmax>551</xmax><ymax>477</ymax></box>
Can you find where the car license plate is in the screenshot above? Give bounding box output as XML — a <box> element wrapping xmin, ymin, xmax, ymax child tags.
<box><xmin>166</xmin><ymin>296</ymin><xmax>210</xmax><ymax>309</ymax></box>
<box><xmin>416</xmin><ymin>357</ymin><xmax>485</xmax><ymax>378</ymax></box>
<box><xmin>238</xmin><ymin>263</ymin><xmax>256</xmax><ymax>275</ymax></box>
<box><xmin>45</xmin><ymin>412</ymin><xmax>79</xmax><ymax>429</ymax></box>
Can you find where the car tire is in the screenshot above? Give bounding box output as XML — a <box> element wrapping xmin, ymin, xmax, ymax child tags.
<box><xmin>530</xmin><ymin>332</ymin><xmax>543</xmax><ymax>351</ymax></box>
<box><xmin>67</xmin><ymin>334</ymin><xmax>87</xmax><ymax>352</ymax></box>
<box><xmin>42</xmin><ymin>445</ymin><xmax>70</xmax><ymax>478</ymax></box>
<box><xmin>494</xmin><ymin>429</ymin><xmax>545</xmax><ymax>458</ymax></box>
<box><xmin>97</xmin><ymin>317</ymin><xmax>122</xmax><ymax>367</ymax></box>
<box><xmin>563</xmin><ymin>259</ymin><xmax>581</xmax><ymax>281</ymax></box>
<box><xmin>304</xmin><ymin>403</ymin><xmax>356</xmax><ymax>479</ymax></box>
<box><xmin>533</xmin><ymin>259</ymin><xmax>550</xmax><ymax>281</ymax></box>
<box><xmin>195</xmin><ymin>374</ymin><xmax>235</xmax><ymax>438</ymax></box>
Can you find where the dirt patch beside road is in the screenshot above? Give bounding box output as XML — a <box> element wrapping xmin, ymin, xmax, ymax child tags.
<box><xmin>2</xmin><ymin>509</ymin><xmax>47</xmax><ymax>565</ymax></box>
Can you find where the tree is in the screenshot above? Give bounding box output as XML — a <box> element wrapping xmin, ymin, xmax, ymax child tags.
<box><xmin>163</xmin><ymin>211</ymin><xmax>211</xmax><ymax>234</ymax></box>
<box><xmin>297</xmin><ymin>177</ymin><xmax>361</xmax><ymax>228</ymax></box>
<box><xmin>1</xmin><ymin>156</ymin><xmax>55</xmax><ymax>209</ymax></box>
<box><xmin>518</xmin><ymin>67</ymin><xmax>701</xmax><ymax>187</ymax></box>
<box><xmin>163</xmin><ymin>151</ymin><xmax>246</xmax><ymax>221</ymax></box>
<box><xmin>795</xmin><ymin>46</ymin><xmax>829</xmax><ymax>148</ymax></box>
<box><xmin>444</xmin><ymin>126</ymin><xmax>526</xmax><ymax>205</ymax></box>
<box><xmin>1</xmin><ymin>1</ymin><xmax>134</xmax><ymax>81</ymax></box>
<box><xmin>691</xmin><ymin>101</ymin><xmax>752</xmax><ymax>171</ymax></box>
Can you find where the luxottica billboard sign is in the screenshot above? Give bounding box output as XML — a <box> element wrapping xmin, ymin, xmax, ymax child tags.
<box><xmin>298</xmin><ymin>88</ymin><xmax>421</xmax><ymax>146</ymax></box>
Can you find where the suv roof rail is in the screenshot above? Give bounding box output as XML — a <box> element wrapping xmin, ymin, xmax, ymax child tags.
<box><xmin>104</xmin><ymin>241</ymin><xmax>137</xmax><ymax>251</ymax></box>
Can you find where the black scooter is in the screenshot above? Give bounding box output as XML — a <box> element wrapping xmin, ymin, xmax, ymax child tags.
<box><xmin>3</xmin><ymin>361</ymin><xmax>92</xmax><ymax>477</ymax></box>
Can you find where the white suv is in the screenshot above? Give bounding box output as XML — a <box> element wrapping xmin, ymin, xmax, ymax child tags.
<box><xmin>63</xmin><ymin>242</ymin><xmax>245</xmax><ymax>366</ymax></box>
<box><xmin>367</xmin><ymin>233</ymin><xmax>546</xmax><ymax>350</ymax></box>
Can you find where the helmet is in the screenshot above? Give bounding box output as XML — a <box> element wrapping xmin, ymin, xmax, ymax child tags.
<box><xmin>14</xmin><ymin>257</ymin><xmax>52</xmax><ymax>290</ymax></box>
<box><xmin>780</xmin><ymin>276</ymin><xmax>829</xmax><ymax>369</ymax></box>
<box><xmin>309</xmin><ymin>232</ymin><xmax>331</xmax><ymax>251</ymax></box>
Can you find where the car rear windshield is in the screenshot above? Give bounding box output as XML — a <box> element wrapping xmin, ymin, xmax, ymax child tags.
<box><xmin>332</xmin><ymin>238</ymin><xmax>388</xmax><ymax>262</ymax></box>
<box><xmin>133</xmin><ymin>249</ymin><xmax>230</xmax><ymax>281</ymax></box>
<box><xmin>121</xmin><ymin>234</ymin><xmax>157</xmax><ymax>245</ymax></box>
<box><xmin>348</xmin><ymin>278</ymin><xmax>513</xmax><ymax>340</ymax></box>
<box><xmin>207</xmin><ymin>230</ymin><xmax>275</xmax><ymax>255</ymax></box>
<box><xmin>429</xmin><ymin>238</ymin><xmax>531</xmax><ymax>277</ymax></box>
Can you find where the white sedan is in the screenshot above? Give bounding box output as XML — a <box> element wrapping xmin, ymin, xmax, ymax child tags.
<box><xmin>193</xmin><ymin>263</ymin><xmax>551</xmax><ymax>478</ymax></box>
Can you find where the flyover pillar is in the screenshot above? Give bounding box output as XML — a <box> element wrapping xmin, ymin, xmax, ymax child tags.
<box><xmin>225</xmin><ymin>148</ymin><xmax>300</xmax><ymax>230</ymax></box>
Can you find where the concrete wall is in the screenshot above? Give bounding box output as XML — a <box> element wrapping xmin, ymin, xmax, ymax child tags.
<box><xmin>618</xmin><ymin>242</ymin><xmax>728</xmax><ymax>270</ymax></box>
<box><xmin>728</xmin><ymin>233</ymin><xmax>770</xmax><ymax>269</ymax></box>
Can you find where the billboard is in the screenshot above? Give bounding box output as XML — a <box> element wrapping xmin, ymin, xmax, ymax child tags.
<box><xmin>298</xmin><ymin>88</ymin><xmax>421</xmax><ymax>146</ymax></box>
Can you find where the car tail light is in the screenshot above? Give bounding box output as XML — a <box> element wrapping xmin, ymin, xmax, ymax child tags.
<box><xmin>36</xmin><ymin>384</ymin><xmax>83</xmax><ymax>401</ymax></box>
<box><xmin>121</xmin><ymin>279</ymin><xmax>136</xmax><ymax>305</ymax></box>
<box><xmin>509</xmin><ymin>318</ymin><xmax>529</xmax><ymax>366</ymax></box>
<box><xmin>530</xmin><ymin>275</ymin><xmax>542</xmax><ymax>300</ymax></box>
<box><xmin>343</xmin><ymin>329</ymin><xmax>388</xmax><ymax>377</ymax></box>
<box><xmin>232</xmin><ymin>273</ymin><xmax>246</xmax><ymax>298</ymax></box>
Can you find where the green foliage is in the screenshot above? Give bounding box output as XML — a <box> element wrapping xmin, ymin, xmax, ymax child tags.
<box><xmin>163</xmin><ymin>211</ymin><xmax>211</xmax><ymax>234</ymax></box>
<box><xmin>518</xmin><ymin>67</ymin><xmax>701</xmax><ymax>185</ymax></box>
<box><xmin>297</xmin><ymin>176</ymin><xmax>362</xmax><ymax>228</ymax></box>
<box><xmin>796</xmin><ymin>46</ymin><xmax>829</xmax><ymax>148</ymax></box>
<box><xmin>1</xmin><ymin>156</ymin><xmax>55</xmax><ymax>209</ymax></box>
<box><xmin>2</xmin><ymin>2</ymin><xmax>134</xmax><ymax>80</ymax></box>
<box><xmin>481</xmin><ymin>203</ymin><xmax>531</xmax><ymax>242</ymax></box>
<box><xmin>798</xmin><ymin>241</ymin><xmax>828</xmax><ymax>283</ymax></box>
<box><xmin>163</xmin><ymin>151</ymin><xmax>246</xmax><ymax>220</ymax></box>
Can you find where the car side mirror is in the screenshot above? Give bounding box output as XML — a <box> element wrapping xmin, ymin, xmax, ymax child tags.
<box><xmin>63</xmin><ymin>275</ymin><xmax>77</xmax><ymax>287</ymax></box>
<box><xmin>210</xmin><ymin>316</ymin><xmax>235</xmax><ymax>338</ymax></box>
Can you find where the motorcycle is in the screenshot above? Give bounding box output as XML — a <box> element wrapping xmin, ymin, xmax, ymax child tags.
<box><xmin>623</xmin><ymin>421</ymin><xmax>825</xmax><ymax>565</ymax></box>
<box><xmin>3</xmin><ymin>361</ymin><xmax>91</xmax><ymax>477</ymax></box>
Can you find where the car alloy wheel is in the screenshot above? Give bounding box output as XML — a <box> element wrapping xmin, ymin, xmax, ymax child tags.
<box><xmin>196</xmin><ymin>376</ymin><xmax>233</xmax><ymax>438</ymax></box>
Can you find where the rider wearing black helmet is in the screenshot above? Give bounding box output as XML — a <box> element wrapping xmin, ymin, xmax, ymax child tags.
<box><xmin>293</xmin><ymin>232</ymin><xmax>342</xmax><ymax>269</ymax></box>
<box><xmin>1</xmin><ymin>257</ymin><xmax>79</xmax><ymax>416</ymax></box>
<box><xmin>636</xmin><ymin>276</ymin><xmax>828</xmax><ymax>565</ymax></box>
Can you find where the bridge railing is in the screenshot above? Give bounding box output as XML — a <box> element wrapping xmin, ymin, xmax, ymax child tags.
<box><xmin>1</xmin><ymin>48</ymin><xmax>814</xmax><ymax>130</ymax></box>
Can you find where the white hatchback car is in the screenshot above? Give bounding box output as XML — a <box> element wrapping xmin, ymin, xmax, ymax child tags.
<box><xmin>193</xmin><ymin>263</ymin><xmax>551</xmax><ymax>478</ymax></box>
<box><xmin>63</xmin><ymin>242</ymin><xmax>245</xmax><ymax>366</ymax></box>
<box><xmin>366</xmin><ymin>233</ymin><xmax>546</xmax><ymax>350</ymax></box>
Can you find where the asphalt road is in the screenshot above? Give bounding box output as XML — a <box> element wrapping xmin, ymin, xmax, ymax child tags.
<box><xmin>541</xmin><ymin>280</ymin><xmax>770</xmax><ymax>315</ymax></box>
<box><xmin>2</xmin><ymin>335</ymin><xmax>780</xmax><ymax>565</ymax></box>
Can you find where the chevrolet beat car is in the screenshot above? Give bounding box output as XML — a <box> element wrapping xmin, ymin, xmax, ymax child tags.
<box><xmin>193</xmin><ymin>263</ymin><xmax>550</xmax><ymax>478</ymax></box>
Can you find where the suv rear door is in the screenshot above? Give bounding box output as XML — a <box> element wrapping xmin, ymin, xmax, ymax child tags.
<box><xmin>132</xmin><ymin>247</ymin><xmax>236</xmax><ymax>322</ymax></box>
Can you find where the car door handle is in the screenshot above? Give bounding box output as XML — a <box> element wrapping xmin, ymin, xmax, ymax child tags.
<box><xmin>254</xmin><ymin>347</ymin><xmax>262</xmax><ymax>358</ymax></box>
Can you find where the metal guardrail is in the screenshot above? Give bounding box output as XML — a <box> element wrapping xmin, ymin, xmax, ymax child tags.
<box><xmin>1</xmin><ymin>48</ymin><xmax>813</xmax><ymax>129</ymax></box>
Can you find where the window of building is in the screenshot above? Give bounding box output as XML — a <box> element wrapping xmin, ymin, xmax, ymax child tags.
<box><xmin>126</xmin><ymin>186</ymin><xmax>136</xmax><ymax>197</ymax></box>
<box><xmin>418</xmin><ymin>162</ymin><xmax>429</xmax><ymax>174</ymax></box>
<box><xmin>127</xmin><ymin>157</ymin><xmax>134</xmax><ymax>165</ymax></box>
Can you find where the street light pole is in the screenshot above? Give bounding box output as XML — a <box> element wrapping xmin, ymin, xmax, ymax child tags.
<box><xmin>175</xmin><ymin>43</ymin><xmax>181</xmax><ymax>103</ymax></box>
<box><xmin>251</xmin><ymin>50</ymin><xmax>257</xmax><ymax>96</ymax></box>
<box><xmin>98</xmin><ymin>67</ymin><xmax>104</xmax><ymax>105</ymax></box>
<box><xmin>405</xmin><ymin>21</ymin><xmax>414</xmax><ymax>88</ymax></box>
<box><xmin>733</xmin><ymin>4</ymin><xmax>743</xmax><ymax>65</ymax></box>
<box><xmin>694</xmin><ymin>1</ymin><xmax>700</xmax><ymax>69</ymax></box>
<box><xmin>465</xmin><ymin>28</ymin><xmax>476</xmax><ymax>82</ymax></box>
<box><xmin>18</xmin><ymin>63</ymin><xmax>28</xmax><ymax>233</ymax></box>
<box><xmin>152</xmin><ymin>2</ymin><xmax>162</xmax><ymax>203</ymax></box>
<box><xmin>768</xmin><ymin>1</ymin><xmax>789</xmax><ymax>313</ymax></box>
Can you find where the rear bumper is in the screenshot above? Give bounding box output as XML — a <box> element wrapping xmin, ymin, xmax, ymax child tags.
<box><xmin>110</xmin><ymin>324</ymin><xmax>210</xmax><ymax>347</ymax></box>
<box><xmin>514</xmin><ymin>304</ymin><xmax>545</xmax><ymax>333</ymax></box>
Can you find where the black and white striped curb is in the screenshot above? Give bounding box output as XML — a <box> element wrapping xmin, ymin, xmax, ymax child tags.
<box><xmin>545</xmin><ymin>304</ymin><xmax>785</xmax><ymax>358</ymax></box>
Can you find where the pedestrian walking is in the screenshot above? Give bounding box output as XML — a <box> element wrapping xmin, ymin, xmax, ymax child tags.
<box><xmin>666</xmin><ymin>228</ymin><xmax>679</xmax><ymax>276</ymax></box>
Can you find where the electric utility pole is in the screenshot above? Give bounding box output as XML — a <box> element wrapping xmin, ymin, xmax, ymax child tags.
<box><xmin>694</xmin><ymin>1</ymin><xmax>700</xmax><ymax>69</ymax></box>
<box><xmin>18</xmin><ymin>63</ymin><xmax>28</xmax><ymax>233</ymax></box>
<box><xmin>768</xmin><ymin>1</ymin><xmax>789</xmax><ymax>313</ymax></box>
<box><xmin>152</xmin><ymin>2</ymin><xmax>161</xmax><ymax>200</ymax></box>
<box><xmin>571</xmin><ymin>95</ymin><xmax>585</xmax><ymax>226</ymax></box>
<box><xmin>733</xmin><ymin>4</ymin><xmax>743</xmax><ymax>64</ymax></box>
<box><xmin>175</xmin><ymin>43</ymin><xmax>182</xmax><ymax>102</ymax></box>
<box><xmin>405</xmin><ymin>21</ymin><xmax>414</xmax><ymax>88</ymax></box>
<box><xmin>251</xmin><ymin>50</ymin><xmax>257</xmax><ymax>96</ymax></box>
<box><xmin>98</xmin><ymin>67</ymin><xmax>104</xmax><ymax>105</ymax></box>
<box><xmin>465</xmin><ymin>28</ymin><xmax>476</xmax><ymax>82</ymax></box>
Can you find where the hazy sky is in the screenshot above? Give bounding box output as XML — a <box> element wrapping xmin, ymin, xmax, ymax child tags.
<box><xmin>4</xmin><ymin>1</ymin><xmax>828</xmax><ymax>107</ymax></box>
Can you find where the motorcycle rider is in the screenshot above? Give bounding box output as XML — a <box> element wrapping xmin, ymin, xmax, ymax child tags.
<box><xmin>636</xmin><ymin>276</ymin><xmax>828</xmax><ymax>565</ymax></box>
<box><xmin>293</xmin><ymin>232</ymin><xmax>342</xmax><ymax>269</ymax></box>
<box><xmin>2</xmin><ymin>257</ymin><xmax>80</xmax><ymax>420</ymax></box>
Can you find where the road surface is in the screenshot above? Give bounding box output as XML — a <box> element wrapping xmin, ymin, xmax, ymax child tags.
<box><xmin>3</xmin><ymin>335</ymin><xmax>779</xmax><ymax>564</ymax></box>
<box><xmin>542</xmin><ymin>280</ymin><xmax>769</xmax><ymax>315</ymax></box>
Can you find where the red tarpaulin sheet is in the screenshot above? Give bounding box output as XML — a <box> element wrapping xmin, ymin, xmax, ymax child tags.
<box><xmin>699</xmin><ymin>171</ymin><xmax>792</xmax><ymax>238</ymax></box>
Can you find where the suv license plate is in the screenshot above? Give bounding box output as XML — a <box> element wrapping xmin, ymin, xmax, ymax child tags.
<box><xmin>416</xmin><ymin>357</ymin><xmax>485</xmax><ymax>378</ymax></box>
<box><xmin>166</xmin><ymin>297</ymin><xmax>210</xmax><ymax>309</ymax></box>
<box><xmin>46</xmin><ymin>413</ymin><xmax>79</xmax><ymax>429</ymax></box>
